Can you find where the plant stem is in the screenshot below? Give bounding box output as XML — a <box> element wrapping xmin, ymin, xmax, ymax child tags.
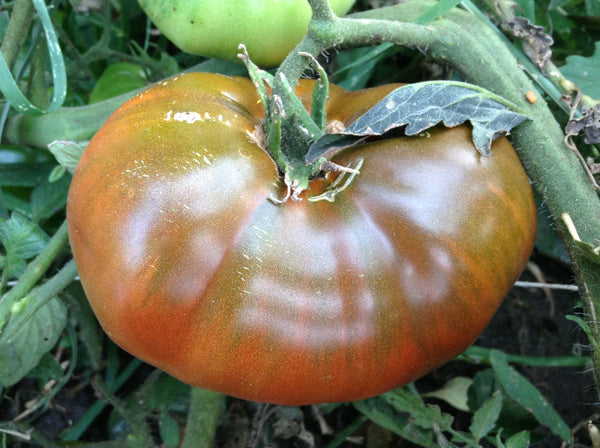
<box><xmin>3</xmin><ymin>90</ymin><xmax>138</xmax><ymax>148</ymax></box>
<box><xmin>0</xmin><ymin>220</ymin><xmax>70</xmax><ymax>328</ymax></box>
<box><xmin>269</xmin><ymin>0</ymin><xmax>436</xmax><ymax>186</ymax></box>
<box><xmin>2</xmin><ymin>259</ymin><xmax>77</xmax><ymax>341</ymax></box>
<box><xmin>181</xmin><ymin>388</ymin><xmax>225</xmax><ymax>448</ymax></box>
<box><xmin>0</xmin><ymin>0</ymin><xmax>34</xmax><ymax>70</ymax></box>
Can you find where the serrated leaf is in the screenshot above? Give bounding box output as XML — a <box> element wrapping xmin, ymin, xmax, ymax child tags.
<box><xmin>470</xmin><ymin>391</ymin><xmax>503</xmax><ymax>442</ymax></box>
<box><xmin>47</xmin><ymin>140</ymin><xmax>88</xmax><ymax>173</ymax></box>
<box><xmin>0</xmin><ymin>213</ymin><xmax>49</xmax><ymax>279</ymax></box>
<box><xmin>560</xmin><ymin>41</ymin><xmax>600</xmax><ymax>99</ymax></box>
<box><xmin>382</xmin><ymin>388</ymin><xmax>454</xmax><ymax>431</ymax></box>
<box><xmin>31</xmin><ymin>173</ymin><xmax>71</xmax><ymax>223</ymax></box>
<box><xmin>423</xmin><ymin>376</ymin><xmax>472</xmax><ymax>412</ymax></box>
<box><xmin>353</xmin><ymin>396</ymin><xmax>433</xmax><ymax>446</ymax></box>
<box><xmin>307</xmin><ymin>81</ymin><xmax>529</xmax><ymax>164</ymax></box>
<box><xmin>490</xmin><ymin>350</ymin><xmax>571</xmax><ymax>442</ymax></box>
<box><xmin>0</xmin><ymin>296</ymin><xmax>67</xmax><ymax>386</ymax></box>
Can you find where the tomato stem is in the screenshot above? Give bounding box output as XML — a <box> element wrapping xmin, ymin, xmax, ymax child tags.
<box><xmin>181</xmin><ymin>388</ymin><xmax>225</xmax><ymax>448</ymax></box>
<box><xmin>301</xmin><ymin>52</ymin><xmax>329</xmax><ymax>131</ymax></box>
<box><xmin>0</xmin><ymin>0</ymin><xmax>35</xmax><ymax>71</ymax></box>
<box><xmin>0</xmin><ymin>220</ymin><xmax>70</xmax><ymax>331</ymax></box>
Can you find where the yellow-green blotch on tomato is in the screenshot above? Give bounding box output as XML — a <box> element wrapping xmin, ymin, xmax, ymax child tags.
<box><xmin>137</xmin><ymin>0</ymin><xmax>355</xmax><ymax>67</ymax></box>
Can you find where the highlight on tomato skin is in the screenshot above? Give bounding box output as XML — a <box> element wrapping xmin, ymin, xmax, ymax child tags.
<box><xmin>66</xmin><ymin>72</ymin><xmax>537</xmax><ymax>405</ymax></box>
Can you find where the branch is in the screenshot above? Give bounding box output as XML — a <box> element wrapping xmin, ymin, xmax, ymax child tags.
<box><xmin>0</xmin><ymin>0</ymin><xmax>35</xmax><ymax>70</ymax></box>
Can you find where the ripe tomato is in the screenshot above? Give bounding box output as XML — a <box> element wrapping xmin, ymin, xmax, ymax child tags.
<box><xmin>137</xmin><ymin>0</ymin><xmax>355</xmax><ymax>67</ymax></box>
<box><xmin>67</xmin><ymin>72</ymin><xmax>537</xmax><ymax>405</ymax></box>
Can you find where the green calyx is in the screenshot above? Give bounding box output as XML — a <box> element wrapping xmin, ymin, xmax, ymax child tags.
<box><xmin>238</xmin><ymin>46</ymin><xmax>330</xmax><ymax>197</ymax></box>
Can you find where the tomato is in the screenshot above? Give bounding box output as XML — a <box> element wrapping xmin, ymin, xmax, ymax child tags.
<box><xmin>67</xmin><ymin>72</ymin><xmax>537</xmax><ymax>405</ymax></box>
<box><xmin>137</xmin><ymin>0</ymin><xmax>355</xmax><ymax>67</ymax></box>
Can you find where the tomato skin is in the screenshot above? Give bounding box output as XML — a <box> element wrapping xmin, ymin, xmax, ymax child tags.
<box><xmin>137</xmin><ymin>0</ymin><xmax>355</xmax><ymax>67</ymax></box>
<box><xmin>67</xmin><ymin>72</ymin><xmax>537</xmax><ymax>405</ymax></box>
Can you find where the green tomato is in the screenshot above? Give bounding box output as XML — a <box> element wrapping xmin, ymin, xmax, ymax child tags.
<box><xmin>89</xmin><ymin>63</ymin><xmax>148</xmax><ymax>104</ymax></box>
<box><xmin>137</xmin><ymin>0</ymin><xmax>355</xmax><ymax>67</ymax></box>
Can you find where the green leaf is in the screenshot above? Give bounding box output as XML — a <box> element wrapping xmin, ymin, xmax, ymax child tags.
<box><xmin>467</xmin><ymin>369</ymin><xmax>499</xmax><ymax>412</ymax></box>
<box><xmin>159</xmin><ymin>412</ymin><xmax>180</xmax><ymax>448</ymax></box>
<box><xmin>490</xmin><ymin>349</ymin><xmax>571</xmax><ymax>442</ymax></box>
<box><xmin>333</xmin><ymin>44</ymin><xmax>397</xmax><ymax>90</ymax></box>
<box><xmin>307</xmin><ymin>81</ymin><xmax>529</xmax><ymax>163</ymax></box>
<box><xmin>0</xmin><ymin>187</ymin><xmax>8</xmax><ymax>219</ymax></box>
<box><xmin>505</xmin><ymin>430</ymin><xmax>531</xmax><ymax>448</ymax></box>
<box><xmin>0</xmin><ymin>163</ymin><xmax>55</xmax><ymax>187</ymax></box>
<box><xmin>560</xmin><ymin>41</ymin><xmax>600</xmax><ymax>99</ymax></box>
<box><xmin>70</xmin><ymin>284</ymin><xmax>102</xmax><ymax>369</ymax></box>
<box><xmin>143</xmin><ymin>374</ymin><xmax>191</xmax><ymax>414</ymax></box>
<box><xmin>354</xmin><ymin>393</ymin><xmax>433</xmax><ymax>446</ymax></box>
<box><xmin>422</xmin><ymin>376</ymin><xmax>472</xmax><ymax>412</ymax></box>
<box><xmin>382</xmin><ymin>388</ymin><xmax>454</xmax><ymax>433</ymax></box>
<box><xmin>31</xmin><ymin>173</ymin><xmax>71</xmax><ymax>223</ymax></box>
<box><xmin>47</xmin><ymin>140</ymin><xmax>88</xmax><ymax>173</ymax></box>
<box><xmin>0</xmin><ymin>296</ymin><xmax>67</xmax><ymax>386</ymax></box>
<box><xmin>89</xmin><ymin>62</ymin><xmax>148</xmax><ymax>104</ymax></box>
<box><xmin>414</xmin><ymin>0</ymin><xmax>463</xmax><ymax>25</ymax></box>
<box><xmin>469</xmin><ymin>391</ymin><xmax>503</xmax><ymax>442</ymax></box>
<box><xmin>585</xmin><ymin>0</ymin><xmax>600</xmax><ymax>16</ymax></box>
<box><xmin>565</xmin><ymin>315</ymin><xmax>596</xmax><ymax>347</ymax></box>
<box><xmin>27</xmin><ymin>352</ymin><xmax>64</xmax><ymax>384</ymax></box>
<box><xmin>1</xmin><ymin>192</ymin><xmax>31</xmax><ymax>218</ymax></box>
<box><xmin>573</xmin><ymin>238</ymin><xmax>600</xmax><ymax>264</ymax></box>
<box><xmin>0</xmin><ymin>213</ymin><xmax>49</xmax><ymax>278</ymax></box>
<box><xmin>514</xmin><ymin>0</ymin><xmax>536</xmax><ymax>21</ymax></box>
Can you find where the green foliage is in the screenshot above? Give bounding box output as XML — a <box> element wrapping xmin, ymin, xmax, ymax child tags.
<box><xmin>0</xmin><ymin>295</ymin><xmax>66</xmax><ymax>386</ymax></box>
<box><xmin>0</xmin><ymin>213</ymin><xmax>49</xmax><ymax>279</ymax></box>
<box><xmin>89</xmin><ymin>62</ymin><xmax>148</xmax><ymax>103</ymax></box>
<box><xmin>560</xmin><ymin>41</ymin><xmax>600</xmax><ymax>99</ymax></box>
<box><xmin>0</xmin><ymin>0</ymin><xmax>598</xmax><ymax>446</ymax></box>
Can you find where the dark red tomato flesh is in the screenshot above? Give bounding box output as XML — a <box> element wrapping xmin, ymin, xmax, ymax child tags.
<box><xmin>67</xmin><ymin>72</ymin><xmax>537</xmax><ymax>405</ymax></box>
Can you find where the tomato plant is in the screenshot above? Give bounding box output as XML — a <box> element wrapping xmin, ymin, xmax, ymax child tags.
<box><xmin>137</xmin><ymin>0</ymin><xmax>355</xmax><ymax>67</ymax></box>
<box><xmin>67</xmin><ymin>72</ymin><xmax>537</xmax><ymax>405</ymax></box>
